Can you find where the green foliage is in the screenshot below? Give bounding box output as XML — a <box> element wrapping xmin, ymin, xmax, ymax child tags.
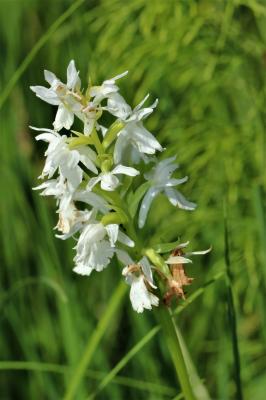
<box><xmin>0</xmin><ymin>0</ymin><xmax>265</xmax><ymax>399</ymax></box>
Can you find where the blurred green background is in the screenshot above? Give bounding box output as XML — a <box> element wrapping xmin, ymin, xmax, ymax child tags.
<box><xmin>0</xmin><ymin>0</ymin><xmax>265</xmax><ymax>399</ymax></box>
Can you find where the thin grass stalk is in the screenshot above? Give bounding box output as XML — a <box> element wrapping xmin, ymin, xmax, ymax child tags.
<box><xmin>224</xmin><ymin>210</ymin><xmax>243</xmax><ymax>400</ymax></box>
<box><xmin>0</xmin><ymin>361</ymin><xmax>175</xmax><ymax>396</ymax></box>
<box><xmin>0</xmin><ymin>0</ymin><xmax>85</xmax><ymax>109</ymax></box>
<box><xmin>63</xmin><ymin>281</ymin><xmax>127</xmax><ymax>400</ymax></box>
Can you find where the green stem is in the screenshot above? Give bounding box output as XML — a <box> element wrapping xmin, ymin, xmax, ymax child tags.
<box><xmin>155</xmin><ymin>307</ymin><xmax>196</xmax><ymax>400</ymax></box>
<box><xmin>101</xmin><ymin>211</ymin><xmax>127</xmax><ymax>226</ymax></box>
<box><xmin>144</xmin><ymin>248</ymin><xmax>171</xmax><ymax>277</ymax></box>
<box><xmin>144</xmin><ymin>247</ymin><xmax>196</xmax><ymax>400</ymax></box>
<box><xmin>102</xmin><ymin>120</ymin><xmax>125</xmax><ymax>150</ymax></box>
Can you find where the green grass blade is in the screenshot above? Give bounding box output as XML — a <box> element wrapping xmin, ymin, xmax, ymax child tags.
<box><xmin>0</xmin><ymin>0</ymin><xmax>85</xmax><ymax>109</ymax></box>
<box><xmin>86</xmin><ymin>326</ymin><xmax>161</xmax><ymax>400</ymax></box>
<box><xmin>0</xmin><ymin>361</ymin><xmax>175</xmax><ymax>396</ymax></box>
<box><xmin>0</xmin><ymin>276</ymin><xmax>68</xmax><ymax>311</ymax></box>
<box><xmin>172</xmin><ymin>394</ymin><xmax>184</xmax><ymax>400</ymax></box>
<box><xmin>156</xmin><ymin>308</ymin><xmax>197</xmax><ymax>400</ymax></box>
<box><xmin>174</xmin><ymin>325</ymin><xmax>211</xmax><ymax>400</ymax></box>
<box><xmin>63</xmin><ymin>281</ymin><xmax>127</xmax><ymax>400</ymax></box>
<box><xmin>224</xmin><ymin>211</ymin><xmax>243</xmax><ymax>400</ymax></box>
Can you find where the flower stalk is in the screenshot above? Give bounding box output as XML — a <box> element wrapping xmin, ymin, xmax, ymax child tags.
<box><xmin>156</xmin><ymin>307</ymin><xmax>197</xmax><ymax>400</ymax></box>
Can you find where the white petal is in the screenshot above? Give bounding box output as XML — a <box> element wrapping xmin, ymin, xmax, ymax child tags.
<box><xmin>106</xmin><ymin>93</ymin><xmax>131</xmax><ymax>119</ymax></box>
<box><xmin>130</xmin><ymin>122</ymin><xmax>163</xmax><ymax>154</ymax></box>
<box><xmin>139</xmin><ymin>257</ymin><xmax>157</xmax><ymax>288</ymax></box>
<box><xmin>30</xmin><ymin>126</ymin><xmax>55</xmax><ymax>132</ymax></box>
<box><xmin>35</xmin><ymin>132</ymin><xmax>59</xmax><ymax>143</ymax></box>
<box><xmin>165</xmin><ymin>177</ymin><xmax>188</xmax><ymax>187</ymax></box>
<box><xmin>185</xmin><ymin>248</ymin><xmax>212</xmax><ymax>256</ymax></box>
<box><xmin>106</xmin><ymin>224</ymin><xmax>119</xmax><ymax>247</ymax></box>
<box><xmin>129</xmin><ymin>276</ymin><xmax>159</xmax><ymax>313</ymax></box>
<box><xmin>112</xmin><ymin>165</ymin><xmax>139</xmax><ymax>176</ymax></box>
<box><xmin>30</xmin><ymin>85</ymin><xmax>60</xmax><ymax>105</ymax></box>
<box><xmin>80</xmin><ymin>156</ymin><xmax>98</xmax><ymax>174</ymax></box>
<box><xmin>101</xmin><ymin>173</ymin><xmax>120</xmax><ymax>191</ymax></box>
<box><xmin>76</xmin><ymin>239</ymin><xmax>114</xmax><ymax>272</ymax></box>
<box><xmin>87</xmin><ymin>176</ymin><xmax>102</xmax><ymax>191</ymax></box>
<box><xmin>131</xmin><ymin>96</ymin><xmax>158</xmax><ymax>121</ymax></box>
<box><xmin>67</xmin><ymin>60</ymin><xmax>80</xmax><ymax>90</ymax></box>
<box><xmin>166</xmin><ymin>256</ymin><xmax>192</xmax><ymax>264</ymax></box>
<box><xmin>73</xmin><ymin>263</ymin><xmax>93</xmax><ymax>276</ymax></box>
<box><xmin>138</xmin><ymin>187</ymin><xmax>160</xmax><ymax>229</ymax></box>
<box><xmin>165</xmin><ymin>188</ymin><xmax>196</xmax><ymax>210</ymax></box>
<box><xmin>97</xmin><ymin>124</ymin><xmax>108</xmax><ymax>138</ymax></box>
<box><xmin>134</xmin><ymin>94</ymin><xmax>150</xmax><ymax>112</ymax></box>
<box><xmin>113</xmin><ymin>131</ymin><xmax>129</xmax><ymax>164</ymax></box>
<box><xmin>117</xmin><ymin>231</ymin><xmax>135</xmax><ymax>247</ymax></box>
<box><xmin>44</xmin><ymin>70</ymin><xmax>58</xmax><ymax>86</ymax></box>
<box><xmin>106</xmin><ymin>71</ymin><xmax>128</xmax><ymax>83</ymax></box>
<box><xmin>176</xmin><ymin>241</ymin><xmax>190</xmax><ymax>249</ymax></box>
<box><xmin>53</xmin><ymin>104</ymin><xmax>74</xmax><ymax>131</ymax></box>
<box><xmin>78</xmin><ymin>147</ymin><xmax>98</xmax><ymax>174</ymax></box>
<box><xmin>74</xmin><ymin>190</ymin><xmax>108</xmax><ymax>213</ymax></box>
<box><xmin>33</xmin><ymin>179</ymin><xmax>64</xmax><ymax>197</ymax></box>
<box><xmin>146</xmin><ymin>157</ymin><xmax>179</xmax><ymax>183</ymax></box>
<box><xmin>83</xmin><ymin>118</ymin><xmax>95</xmax><ymax>136</ymax></box>
<box><xmin>116</xmin><ymin>249</ymin><xmax>134</xmax><ymax>265</ymax></box>
<box><xmin>59</xmin><ymin>160</ymin><xmax>82</xmax><ymax>192</ymax></box>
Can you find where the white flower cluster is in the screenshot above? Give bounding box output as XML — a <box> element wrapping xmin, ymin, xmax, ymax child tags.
<box><xmin>31</xmin><ymin>60</ymin><xmax>204</xmax><ymax>313</ymax></box>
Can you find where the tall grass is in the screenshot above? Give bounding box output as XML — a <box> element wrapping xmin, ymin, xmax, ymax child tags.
<box><xmin>0</xmin><ymin>0</ymin><xmax>265</xmax><ymax>399</ymax></box>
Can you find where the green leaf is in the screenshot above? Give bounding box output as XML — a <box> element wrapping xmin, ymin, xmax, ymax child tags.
<box><xmin>128</xmin><ymin>181</ymin><xmax>150</xmax><ymax>219</ymax></box>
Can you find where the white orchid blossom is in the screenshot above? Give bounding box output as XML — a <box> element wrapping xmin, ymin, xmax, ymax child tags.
<box><xmin>34</xmin><ymin>175</ymin><xmax>109</xmax><ymax>239</ymax></box>
<box><xmin>138</xmin><ymin>157</ymin><xmax>196</xmax><ymax>228</ymax></box>
<box><xmin>77</xmin><ymin>71</ymin><xmax>130</xmax><ymax>135</ymax></box>
<box><xmin>30</xmin><ymin>60</ymin><xmax>82</xmax><ymax>131</ymax></box>
<box><xmin>73</xmin><ymin>223</ymin><xmax>134</xmax><ymax>276</ymax></box>
<box><xmin>113</xmin><ymin>94</ymin><xmax>163</xmax><ymax>163</ymax></box>
<box><xmin>122</xmin><ymin>257</ymin><xmax>159</xmax><ymax>313</ymax></box>
<box><xmin>89</xmin><ymin>71</ymin><xmax>128</xmax><ymax>106</ymax></box>
<box><xmin>32</xmin><ymin>127</ymin><xmax>97</xmax><ymax>191</ymax></box>
<box><xmin>87</xmin><ymin>164</ymin><xmax>139</xmax><ymax>192</ymax></box>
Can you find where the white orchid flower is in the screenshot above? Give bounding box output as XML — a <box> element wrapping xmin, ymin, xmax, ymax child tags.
<box><xmin>33</xmin><ymin>175</ymin><xmax>109</xmax><ymax>239</ymax></box>
<box><xmin>30</xmin><ymin>60</ymin><xmax>82</xmax><ymax>131</ymax></box>
<box><xmin>122</xmin><ymin>256</ymin><xmax>159</xmax><ymax>313</ymax></box>
<box><xmin>32</xmin><ymin>127</ymin><xmax>98</xmax><ymax>191</ymax></box>
<box><xmin>87</xmin><ymin>164</ymin><xmax>139</xmax><ymax>192</ymax></box>
<box><xmin>33</xmin><ymin>175</ymin><xmax>67</xmax><ymax>198</ymax></box>
<box><xmin>138</xmin><ymin>157</ymin><xmax>196</xmax><ymax>228</ymax></box>
<box><xmin>113</xmin><ymin>94</ymin><xmax>163</xmax><ymax>164</ymax></box>
<box><xmin>89</xmin><ymin>71</ymin><xmax>128</xmax><ymax>106</ymax></box>
<box><xmin>73</xmin><ymin>223</ymin><xmax>134</xmax><ymax>276</ymax></box>
<box><xmin>56</xmin><ymin>201</ymin><xmax>93</xmax><ymax>237</ymax></box>
<box><xmin>77</xmin><ymin>71</ymin><xmax>130</xmax><ymax>135</ymax></box>
<box><xmin>34</xmin><ymin>176</ymin><xmax>108</xmax><ymax>214</ymax></box>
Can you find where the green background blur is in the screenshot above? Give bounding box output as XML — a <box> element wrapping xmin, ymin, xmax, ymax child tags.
<box><xmin>0</xmin><ymin>0</ymin><xmax>265</xmax><ymax>399</ymax></box>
